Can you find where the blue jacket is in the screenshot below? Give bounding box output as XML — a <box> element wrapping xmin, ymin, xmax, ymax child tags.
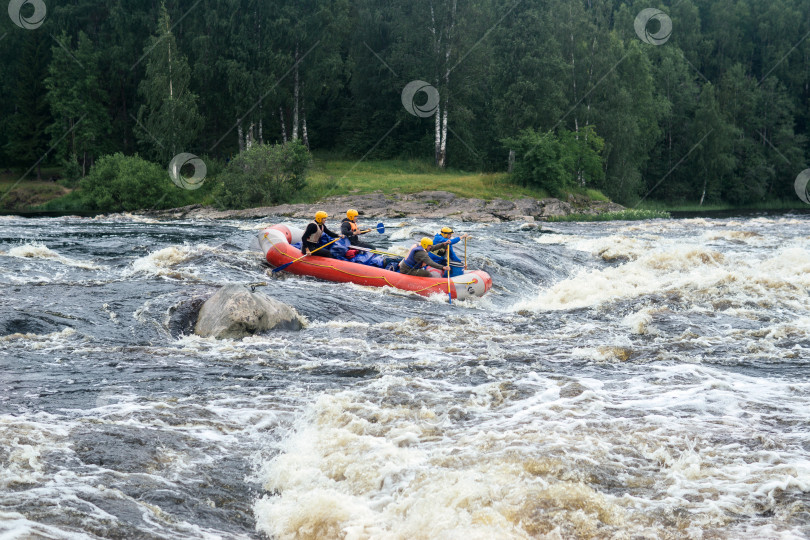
<box><xmin>430</xmin><ymin>234</ymin><xmax>462</xmax><ymax>262</ymax></box>
<box><xmin>429</xmin><ymin>234</ymin><xmax>464</xmax><ymax>277</ymax></box>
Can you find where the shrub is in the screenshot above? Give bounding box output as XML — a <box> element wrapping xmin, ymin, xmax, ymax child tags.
<box><xmin>547</xmin><ymin>209</ymin><xmax>671</xmax><ymax>222</ymax></box>
<box><xmin>78</xmin><ymin>153</ymin><xmax>187</xmax><ymax>211</ymax></box>
<box><xmin>216</xmin><ymin>141</ymin><xmax>311</xmax><ymax>209</ymax></box>
<box><xmin>505</xmin><ymin>126</ymin><xmax>604</xmax><ymax>198</ymax></box>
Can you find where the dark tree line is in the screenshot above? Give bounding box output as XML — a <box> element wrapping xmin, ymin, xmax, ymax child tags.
<box><xmin>1</xmin><ymin>0</ymin><xmax>809</xmax><ymax>205</ymax></box>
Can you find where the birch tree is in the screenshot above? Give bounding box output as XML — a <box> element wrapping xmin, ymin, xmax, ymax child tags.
<box><xmin>135</xmin><ymin>3</ymin><xmax>203</xmax><ymax>163</ymax></box>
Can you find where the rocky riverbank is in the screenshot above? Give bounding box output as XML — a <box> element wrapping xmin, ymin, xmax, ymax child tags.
<box><xmin>142</xmin><ymin>190</ymin><xmax>624</xmax><ymax>222</ymax></box>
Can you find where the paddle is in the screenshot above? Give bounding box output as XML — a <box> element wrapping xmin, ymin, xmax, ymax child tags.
<box><xmin>349</xmin><ymin>245</ymin><xmax>400</xmax><ymax>257</ymax></box>
<box><xmin>464</xmin><ymin>236</ymin><xmax>467</xmax><ymax>270</ymax></box>
<box><xmin>374</xmin><ymin>222</ymin><xmax>410</xmax><ymax>234</ymax></box>
<box><xmin>348</xmin><ymin>244</ymin><xmax>464</xmax><ymax>264</ymax></box>
<box><xmin>349</xmin><ymin>244</ymin><xmax>465</xmax><ymax>267</ymax></box>
<box><xmin>271</xmin><ymin>236</ymin><xmax>342</xmax><ymax>274</ymax></box>
<box><xmin>446</xmin><ymin>249</ymin><xmax>452</xmax><ymax>304</ymax></box>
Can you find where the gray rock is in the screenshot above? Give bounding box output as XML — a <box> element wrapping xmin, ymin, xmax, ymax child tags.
<box><xmin>139</xmin><ymin>190</ymin><xmax>625</xmax><ymax>222</ymax></box>
<box><xmin>194</xmin><ymin>285</ymin><xmax>303</xmax><ymax>339</ymax></box>
<box><xmin>540</xmin><ymin>198</ymin><xmax>574</xmax><ymax>217</ymax></box>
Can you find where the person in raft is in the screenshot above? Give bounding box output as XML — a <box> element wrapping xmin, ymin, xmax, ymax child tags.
<box><xmin>399</xmin><ymin>237</ymin><xmax>450</xmax><ymax>277</ymax></box>
<box><xmin>430</xmin><ymin>226</ymin><xmax>469</xmax><ymax>277</ymax></box>
<box><xmin>341</xmin><ymin>209</ymin><xmax>374</xmax><ymax>249</ymax></box>
<box><xmin>301</xmin><ymin>211</ymin><xmax>342</xmax><ymax>258</ymax></box>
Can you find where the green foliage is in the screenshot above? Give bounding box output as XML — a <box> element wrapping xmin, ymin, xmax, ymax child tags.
<box><xmin>506</xmin><ymin>126</ymin><xmax>605</xmax><ymax>198</ymax></box>
<box><xmin>215</xmin><ymin>141</ymin><xmax>311</xmax><ymax>209</ymax></box>
<box><xmin>45</xmin><ymin>31</ymin><xmax>112</xmax><ymax>177</ymax></box>
<box><xmin>78</xmin><ymin>153</ymin><xmax>188</xmax><ymax>212</ymax></box>
<box><xmin>61</xmin><ymin>155</ymin><xmax>82</xmax><ymax>185</ymax></box>
<box><xmin>4</xmin><ymin>32</ymin><xmax>51</xmax><ymax>178</ymax></box>
<box><xmin>4</xmin><ymin>0</ymin><xmax>810</xmax><ymax>208</ymax></box>
<box><xmin>547</xmin><ymin>209</ymin><xmax>671</xmax><ymax>222</ymax></box>
<box><xmin>135</xmin><ymin>3</ymin><xmax>203</xmax><ymax>163</ymax></box>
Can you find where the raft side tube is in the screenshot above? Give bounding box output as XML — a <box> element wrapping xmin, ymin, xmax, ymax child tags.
<box><xmin>259</xmin><ymin>226</ymin><xmax>492</xmax><ymax>299</ymax></box>
<box><xmin>451</xmin><ymin>270</ymin><xmax>491</xmax><ymax>300</ymax></box>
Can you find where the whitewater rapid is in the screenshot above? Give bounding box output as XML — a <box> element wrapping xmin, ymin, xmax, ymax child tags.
<box><xmin>1</xmin><ymin>213</ymin><xmax>809</xmax><ymax>539</ymax></box>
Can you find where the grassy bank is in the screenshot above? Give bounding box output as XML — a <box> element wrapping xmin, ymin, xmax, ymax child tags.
<box><xmin>547</xmin><ymin>209</ymin><xmax>671</xmax><ymax>222</ymax></box>
<box><xmin>0</xmin><ymin>168</ymin><xmax>73</xmax><ymax>212</ymax></box>
<box><xmin>4</xmin><ymin>155</ymin><xmax>558</xmax><ymax>213</ymax></box>
<box><xmin>636</xmin><ymin>199</ymin><xmax>810</xmax><ymax>212</ymax></box>
<box><xmin>290</xmin><ymin>155</ymin><xmax>551</xmax><ymax>202</ymax></box>
<box><xmin>6</xmin><ymin>156</ymin><xmax>809</xmax><ymax>217</ymax></box>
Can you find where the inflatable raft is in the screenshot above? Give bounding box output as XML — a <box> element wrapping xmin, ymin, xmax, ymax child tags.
<box><xmin>259</xmin><ymin>224</ymin><xmax>492</xmax><ymax>300</ymax></box>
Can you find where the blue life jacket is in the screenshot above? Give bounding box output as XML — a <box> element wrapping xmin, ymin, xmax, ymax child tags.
<box><xmin>402</xmin><ymin>244</ymin><xmax>424</xmax><ymax>269</ymax></box>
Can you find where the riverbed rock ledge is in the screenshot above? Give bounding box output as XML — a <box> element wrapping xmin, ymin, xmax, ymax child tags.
<box><xmin>194</xmin><ymin>285</ymin><xmax>303</xmax><ymax>339</ymax></box>
<box><xmin>142</xmin><ymin>191</ymin><xmax>624</xmax><ymax>222</ymax></box>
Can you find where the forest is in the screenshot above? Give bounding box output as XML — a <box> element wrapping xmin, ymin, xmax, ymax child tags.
<box><xmin>1</xmin><ymin>0</ymin><xmax>809</xmax><ymax>207</ymax></box>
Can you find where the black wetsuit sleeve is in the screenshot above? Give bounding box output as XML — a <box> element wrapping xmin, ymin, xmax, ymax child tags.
<box><xmin>340</xmin><ymin>221</ymin><xmax>352</xmax><ymax>237</ymax></box>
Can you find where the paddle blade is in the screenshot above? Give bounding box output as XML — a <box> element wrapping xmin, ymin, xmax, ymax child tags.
<box><xmin>271</xmin><ymin>261</ymin><xmax>293</xmax><ymax>273</ymax></box>
<box><xmin>377</xmin><ymin>222</ymin><xmax>385</xmax><ymax>234</ymax></box>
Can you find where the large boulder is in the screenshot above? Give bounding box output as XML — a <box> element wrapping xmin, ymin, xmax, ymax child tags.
<box><xmin>194</xmin><ymin>285</ymin><xmax>303</xmax><ymax>339</ymax></box>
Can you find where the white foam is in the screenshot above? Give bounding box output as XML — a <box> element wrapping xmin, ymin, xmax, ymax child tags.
<box><xmin>514</xmin><ymin>241</ymin><xmax>810</xmax><ymax>312</ymax></box>
<box><xmin>128</xmin><ymin>244</ymin><xmax>219</xmax><ymax>278</ymax></box>
<box><xmin>0</xmin><ymin>327</ymin><xmax>76</xmax><ymax>343</ymax></box>
<box><xmin>6</xmin><ymin>243</ymin><xmax>101</xmax><ymax>270</ymax></box>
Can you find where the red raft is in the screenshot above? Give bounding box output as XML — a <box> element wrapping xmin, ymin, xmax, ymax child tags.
<box><xmin>259</xmin><ymin>224</ymin><xmax>492</xmax><ymax>300</ymax></box>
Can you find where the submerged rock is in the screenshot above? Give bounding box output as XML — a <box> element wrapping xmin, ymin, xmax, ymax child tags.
<box><xmin>194</xmin><ymin>285</ymin><xmax>302</xmax><ymax>339</ymax></box>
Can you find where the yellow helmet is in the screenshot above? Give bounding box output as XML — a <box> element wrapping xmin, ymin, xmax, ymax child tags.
<box><xmin>441</xmin><ymin>226</ymin><xmax>453</xmax><ymax>235</ymax></box>
<box><xmin>420</xmin><ymin>237</ymin><xmax>433</xmax><ymax>249</ymax></box>
<box><xmin>347</xmin><ymin>209</ymin><xmax>358</xmax><ymax>220</ymax></box>
<box><xmin>315</xmin><ymin>211</ymin><xmax>328</xmax><ymax>223</ymax></box>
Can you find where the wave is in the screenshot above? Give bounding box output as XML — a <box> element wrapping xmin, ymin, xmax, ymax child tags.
<box><xmin>5</xmin><ymin>243</ymin><xmax>102</xmax><ymax>270</ymax></box>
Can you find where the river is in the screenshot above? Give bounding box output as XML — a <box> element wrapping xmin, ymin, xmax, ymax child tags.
<box><xmin>1</xmin><ymin>213</ymin><xmax>809</xmax><ymax>539</ymax></box>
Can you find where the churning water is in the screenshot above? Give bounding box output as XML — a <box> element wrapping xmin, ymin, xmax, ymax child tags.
<box><xmin>1</xmin><ymin>213</ymin><xmax>810</xmax><ymax>539</ymax></box>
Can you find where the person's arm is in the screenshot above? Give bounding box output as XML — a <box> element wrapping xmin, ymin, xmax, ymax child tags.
<box><xmin>415</xmin><ymin>250</ymin><xmax>448</xmax><ymax>271</ymax></box>
<box><xmin>323</xmin><ymin>225</ymin><xmax>342</xmax><ymax>238</ymax></box>
<box><xmin>340</xmin><ymin>221</ymin><xmax>352</xmax><ymax>237</ymax></box>
<box><xmin>428</xmin><ymin>242</ymin><xmax>449</xmax><ymax>253</ymax></box>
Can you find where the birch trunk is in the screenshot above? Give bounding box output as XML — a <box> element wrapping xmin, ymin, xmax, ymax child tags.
<box><xmin>438</xmin><ymin>99</ymin><xmax>449</xmax><ymax>168</ymax></box>
<box><xmin>167</xmin><ymin>17</ymin><xmax>174</xmax><ymax>157</ymax></box>
<box><xmin>246</xmin><ymin>122</ymin><xmax>254</xmax><ymax>150</ymax></box>
<box><xmin>259</xmin><ymin>119</ymin><xmax>263</xmax><ymax>145</ymax></box>
<box><xmin>302</xmin><ymin>108</ymin><xmax>310</xmax><ymax>150</ymax></box>
<box><xmin>699</xmin><ymin>174</ymin><xmax>707</xmax><ymax>206</ymax></box>
<box><xmin>292</xmin><ymin>43</ymin><xmax>300</xmax><ymax>140</ymax></box>
<box><xmin>434</xmin><ymin>101</ymin><xmax>442</xmax><ymax>166</ymax></box>
<box><xmin>507</xmin><ymin>149</ymin><xmax>515</xmax><ymax>172</ymax></box>
<box><xmin>279</xmin><ymin>107</ymin><xmax>287</xmax><ymax>143</ymax></box>
<box><xmin>237</xmin><ymin>120</ymin><xmax>244</xmax><ymax>152</ymax></box>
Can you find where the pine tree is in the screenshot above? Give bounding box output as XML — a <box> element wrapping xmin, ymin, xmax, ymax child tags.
<box><xmin>4</xmin><ymin>32</ymin><xmax>51</xmax><ymax>179</ymax></box>
<box><xmin>46</xmin><ymin>31</ymin><xmax>112</xmax><ymax>178</ymax></box>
